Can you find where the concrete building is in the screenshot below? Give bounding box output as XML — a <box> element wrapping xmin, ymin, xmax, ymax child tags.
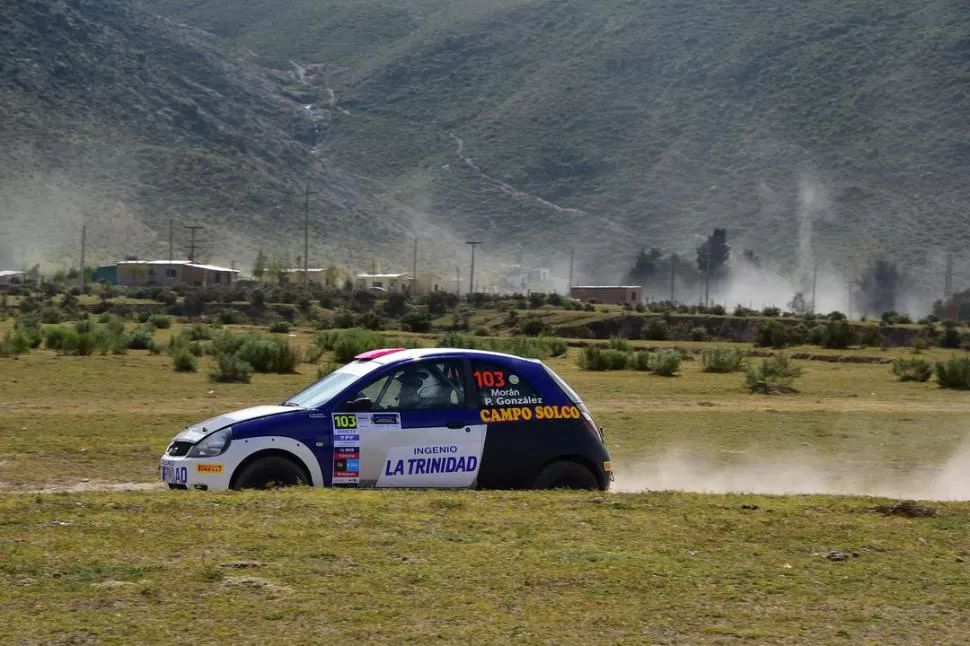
<box><xmin>279</xmin><ymin>267</ymin><xmax>345</xmax><ymax>287</ymax></box>
<box><xmin>355</xmin><ymin>272</ymin><xmax>444</xmax><ymax>295</ymax></box>
<box><xmin>569</xmin><ymin>285</ymin><xmax>643</xmax><ymax>306</ymax></box>
<box><xmin>0</xmin><ymin>270</ymin><xmax>25</xmax><ymax>285</ymax></box>
<box><xmin>117</xmin><ymin>260</ymin><xmax>238</xmax><ymax>287</ymax></box>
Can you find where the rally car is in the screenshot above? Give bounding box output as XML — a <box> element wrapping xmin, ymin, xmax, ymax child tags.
<box><xmin>160</xmin><ymin>348</ymin><xmax>612</xmax><ymax>491</ymax></box>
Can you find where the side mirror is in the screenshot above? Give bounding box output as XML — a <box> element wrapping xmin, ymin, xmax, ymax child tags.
<box><xmin>345</xmin><ymin>396</ymin><xmax>372</xmax><ymax>412</ymax></box>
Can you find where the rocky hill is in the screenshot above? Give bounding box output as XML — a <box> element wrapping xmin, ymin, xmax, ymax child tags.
<box><xmin>0</xmin><ymin>0</ymin><xmax>458</xmax><ymax>272</ymax></box>
<box><xmin>145</xmin><ymin>0</ymin><xmax>970</xmax><ymax>287</ymax></box>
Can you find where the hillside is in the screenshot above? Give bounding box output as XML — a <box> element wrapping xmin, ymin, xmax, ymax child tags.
<box><xmin>145</xmin><ymin>0</ymin><xmax>970</xmax><ymax>286</ymax></box>
<box><xmin>0</xmin><ymin>0</ymin><xmax>462</xmax><ymax>272</ymax></box>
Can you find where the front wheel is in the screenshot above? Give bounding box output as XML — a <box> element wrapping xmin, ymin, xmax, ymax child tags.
<box><xmin>532</xmin><ymin>461</ymin><xmax>599</xmax><ymax>490</ymax></box>
<box><xmin>233</xmin><ymin>456</ymin><xmax>308</xmax><ymax>490</ymax></box>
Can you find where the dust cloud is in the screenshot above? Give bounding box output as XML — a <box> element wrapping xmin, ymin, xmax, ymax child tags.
<box><xmin>612</xmin><ymin>442</ymin><xmax>970</xmax><ymax>501</ymax></box>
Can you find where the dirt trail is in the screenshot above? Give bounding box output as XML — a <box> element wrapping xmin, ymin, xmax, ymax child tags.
<box><xmin>0</xmin><ymin>481</ymin><xmax>165</xmax><ymax>494</ymax></box>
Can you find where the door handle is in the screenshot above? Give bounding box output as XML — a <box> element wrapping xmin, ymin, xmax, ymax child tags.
<box><xmin>445</xmin><ymin>420</ymin><xmax>465</xmax><ymax>430</ymax></box>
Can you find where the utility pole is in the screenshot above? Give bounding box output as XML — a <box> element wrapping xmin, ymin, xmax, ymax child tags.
<box><xmin>168</xmin><ymin>219</ymin><xmax>174</xmax><ymax>263</ymax></box>
<box><xmin>185</xmin><ymin>225</ymin><xmax>204</xmax><ymax>262</ymax></box>
<box><xmin>812</xmin><ymin>264</ymin><xmax>818</xmax><ymax>316</ymax></box>
<box><xmin>465</xmin><ymin>241</ymin><xmax>481</xmax><ymax>296</ymax></box>
<box><xmin>412</xmin><ymin>236</ymin><xmax>418</xmax><ymax>296</ymax></box>
<box><xmin>568</xmin><ymin>247</ymin><xmax>574</xmax><ymax>290</ymax></box>
<box><xmin>79</xmin><ymin>224</ymin><xmax>86</xmax><ymax>293</ymax></box>
<box><xmin>944</xmin><ymin>252</ymin><xmax>954</xmax><ymax>301</ymax></box>
<box><xmin>455</xmin><ymin>267</ymin><xmax>461</xmax><ymax>294</ymax></box>
<box><xmin>846</xmin><ymin>280</ymin><xmax>854</xmax><ymax>320</ymax></box>
<box><xmin>302</xmin><ymin>183</ymin><xmax>319</xmax><ymax>290</ymax></box>
<box><xmin>669</xmin><ymin>256</ymin><xmax>676</xmax><ymax>303</ymax></box>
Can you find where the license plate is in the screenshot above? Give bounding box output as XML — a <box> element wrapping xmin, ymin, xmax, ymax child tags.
<box><xmin>160</xmin><ymin>461</ymin><xmax>188</xmax><ymax>484</ymax></box>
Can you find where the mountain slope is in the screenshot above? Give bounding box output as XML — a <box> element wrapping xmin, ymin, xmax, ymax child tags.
<box><xmin>0</xmin><ymin>0</ymin><xmax>452</xmax><ymax>271</ymax></box>
<box><xmin>146</xmin><ymin>0</ymin><xmax>970</xmax><ymax>284</ymax></box>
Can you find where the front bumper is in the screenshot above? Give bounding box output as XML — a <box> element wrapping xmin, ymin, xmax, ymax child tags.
<box><xmin>160</xmin><ymin>454</ymin><xmax>233</xmax><ymax>491</ymax></box>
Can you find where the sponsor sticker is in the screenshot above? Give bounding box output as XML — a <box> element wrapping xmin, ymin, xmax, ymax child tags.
<box><xmin>333</xmin><ymin>414</ymin><xmax>358</xmax><ymax>430</ymax></box>
<box><xmin>196</xmin><ymin>464</ymin><xmax>224</xmax><ymax>474</ymax></box>
<box><xmin>160</xmin><ymin>462</ymin><xmax>188</xmax><ymax>484</ymax></box>
<box><xmin>509</xmin><ymin>374</ymin><xmax>520</xmax><ymax>385</ymax></box>
<box><xmin>603</xmin><ymin>461</ymin><xmax>613</xmax><ymax>472</ymax></box>
<box><xmin>480</xmin><ymin>405</ymin><xmax>581</xmax><ymax>423</ymax></box>
<box><xmin>378</xmin><ymin>443</ymin><xmax>482</xmax><ymax>487</ymax></box>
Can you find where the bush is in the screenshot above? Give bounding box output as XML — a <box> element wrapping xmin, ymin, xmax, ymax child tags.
<box><xmin>643</xmin><ymin>318</ymin><xmax>668</xmax><ymax>341</ymax></box>
<box><xmin>632</xmin><ymin>351</ymin><xmax>651</xmax><ymax>371</ymax></box>
<box><xmin>496</xmin><ymin>336</ymin><xmax>567</xmax><ymax>359</ymax></box>
<box><xmin>147</xmin><ymin>314</ymin><xmax>171</xmax><ymax>329</ymax></box>
<box><xmin>609</xmin><ymin>336</ymin><xmax>632</xmax><ymax>352</ymax></box>
<box><xmin>858</xmin><ymin>326</ymin><xmax>884</xmax><ymax>348</ymax></box>
<box><xmin>43</xmin><ymin>325</ymin><xmax>74</xmax><ymax>351</ymax></box>
<box><xmin>827</xmin><ymin>311</ymin><xmax>847</xmax><ymax>321</ymax></box>
<box><xmin>400</xmin><ymin>311</ymin><xmax>432</xmax><ymax>333</ymax></box>
<box><xmin>40</xmin><ymin>307</ymin><xmax>63</xmax><ymax>324</ymax></box>
<box><xmin>518</xmin><ymin>317</ymin><xmax>548</xmax><ymax>337</ymax></box>
<box><xmin>702</xmin><ymin>347</ymin><xmax>746</xmax><ymax>373</ymax></box>
<box><xmin>208</xmin><ymin>353</ymin><xmax>253</xmax><ymax>383</ymax></box>
<box><xmin>0</xmin><ymin>329</ymin><xmax>32</xmax><ymax>357</ymax></box>
<box><xmin>648</xmin><ymin>350</ymin><xmax>681</xmax><ymax>376</ymax></box>
<box><xmin>755</xmin><ymin>321</ymin><xmax>790</xmax><ymax>348</ymax></box>
<box><xmin>761</xmin><ymin>306</ymin><xmax>781</xmax><ymax>317</ymax></box>
<box><xmin>185</xmin><ymin>324</ymin><xmax>212</xmax><ymax>341</ymax></box>
<box><xmin>127</xmin><ymin>326</ymin><xmax>155</xmax><ymax>350</ymax></box>
<box><xmin>437</xmin><ymin>331</ymin><xmax>481</xmax><ymax>350</ymax></box>
<box><xmin>746</xmin><ymin>354</ymin><xmax>803</xmax><ymax>393</ymax></box>
<box><xmin>936</xmin><ymin>357</ymin><xmax>970</xmax><ymax>389</ymax></box>
<box><xmin>219</xmin><ymin>309</ymin><xmax>250</xmax><ymax>325</ymax></box>
<box><xmin>236</xmin><ymin>335</ymin><xmax>300</xmax><ymax>373</ymax></box>
<box><xmin>822</xmin><ymin>320</ymin><xmax>856</xmax><ymax>349</ymax></box>
<box><xmin>690</xmin><ymin>326</ymin><xmax>709</xmax><ymax>342</ymax></box>
<box><xmin>892</xmin><ymin>359</ymin><xmax>933</xmax><ymax>382</ymax></box>
<box><xmin>172</xmin><ymin>348</ymin><xmax>198</xmax><ymax>372</ymax></box>
<box><xmin>318</xmin><ymin>328</ymin><xmax>388</xmax><ymax>363</ymax></box>
<box><xmin>269</xmin><ymin>321</ymin><xmax>291</xmax><ymax>334</ymax></box>
<box><xmin>579</xmin><ymin>346</ymin><xmax>629</xmax><ymax>371</ymax></box>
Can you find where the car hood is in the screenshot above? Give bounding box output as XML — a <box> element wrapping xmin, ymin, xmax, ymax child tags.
<box><xmin>174</xmin><ymin>405</ymin><xmax>301</xmax><ymax>443</ymax></box>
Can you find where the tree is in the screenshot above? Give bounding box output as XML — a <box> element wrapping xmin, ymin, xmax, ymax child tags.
<box><xmin>627</xmin><ymin>247</ymin><xmax>663</xmax><ymax>285</ymax></box>
<box><xmin>697</xmin><ymin>228</ymin><xmax>730</xmax><ymax>277</ymax></box>
<box><xmin>252</xmin><ymin>249</ymin><xmax>267</xmax><ymax>281</ymax></box>
<box><xmin>741</xmin><ymin>249</ymin><xmax>762</xmax><ymax>268</ymax></box>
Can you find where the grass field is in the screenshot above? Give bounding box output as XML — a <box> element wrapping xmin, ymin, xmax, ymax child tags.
<box><xmin>3</xmin><ymin>334</ymin><xmax>970</xmax><ymax>642</ymax></box>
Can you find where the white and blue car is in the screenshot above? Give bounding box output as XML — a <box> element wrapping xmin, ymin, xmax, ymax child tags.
<box><xmin>161</xmin><ymin>348</ymin><xmax>612</xmax><ymax>491</ymax></box>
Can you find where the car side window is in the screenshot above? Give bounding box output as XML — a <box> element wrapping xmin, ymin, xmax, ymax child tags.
<box><xmin>470</xmin><ymin>360</ymin><xmax>542</xmax><ymax>407</ymax></box>
<box><xmin>346</xmin><ymin>361</ymin><xmax>466</xmax><ymax>411</ymax></box>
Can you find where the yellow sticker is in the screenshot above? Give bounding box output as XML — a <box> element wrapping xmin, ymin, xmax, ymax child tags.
<box><xmin>333</xmin><ymin>414</ymin><xmax>358</xmax><ymax>429</ymax></box>
<box><xmin>196</xmin><ymin>464</ymin><xmax>224</xmax><ymax>474</ymax></box>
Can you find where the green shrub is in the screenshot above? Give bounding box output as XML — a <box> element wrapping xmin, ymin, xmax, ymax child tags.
<box><xmin>400</xmin><ymin>311</ymin><xmax>432</xmax><ymax>333</ymax></box>
<box><xmin>496</xmin><ymin>336</ymin><xmax>567</xmax><ymax>359</ymax></box>
<box><xmin>173</xmin><ymin>348</ymin><xmax>197</xmax><ymax>372</ymax></box>
<box><xmin>702</xmin><ymin>347</ymin><xmax>746</xmax><ymax>373</ymax></box>
<box><xmin>823</xmin><ymin>320</ymin><xmax>856</xmax><ymax>349</ymax></box>
<box><xmin>127</xmin><ymin>326</ymin><xmax>156</xmax><ymax>351</ymax></box>
<box><xmin>0</xmin><ymin>329</ymin><xmax>32</xmax><ymax>357</ymax></box>
<box><xmin>437</xmin><ymin>331</ymin><xmax>481</xmax><ymax>350</ymax></box>
<box><xmin>632</xmin><ymin>350</ymin><xmax>651</xmax><ymax>371</ymax></box>
<box><xmin>518</xmin><ymin>317</ymin><xmax>548</xmax><ymax>337</ymax></box>
<box><xmin>219</xmin><ymin>309</ymin><xmax>250</xmax><ymax>325</ymax></box>
<box><xmin>235</xmin><ymin>335</ymin><xmax>300</xmax><ymax>373</ymax></box>
<box><xmin>147</xmin><ymin>340</ymin><xmax>162</xmax><ymax>355</ymax></box>
<box><xmin>609</xmin><ymin>336</ymin><xmax>632</xmax><ymax>352</ymax></box>
<box><xmin>207</xmin><ymin>330</ymin><xmax>246</xmax><ymax>357</ymax></box>
<box><xmin>690</xmin><ymin>326</ymin><xmax>709</xmax><ymax>342</ymax></box>
<box><xmin>148</xmin><ymin>314</ymin><xmax>172</xmax><ymax>329</ymax></box>
<box><xmin>318</xmin><ymin>328</ymin><xmax>388</xmax><ymax>363</ymax></box>
<box><xmin>643</xmin><ymin>319</ymin><xmax>668</xmax><ymax>341</ymax></box>
<box><xmin>208</xmin><ymin>353</ymin><xmax>253</xmax><ymax>383</ymax></box>
<box><xmin>579</xmin><ymin>346</ymin><xmax>629</xmax><ymax>371</ymax></box>
<box><xmin>935</xmin><ymin>357</ymin><xmax>970</xmax><ymax>389</ymax></box>
<box><xmin>746</xmin><ymin>354</ymin><xmax>803</xmax><ymax>393</ymax></box>
<box><xmin>648</xmin><ymin>350</ymin><xmax>681</xmax><ymax>376</ymax></box>
<box><xmin>43</xmin><ymin>325</ymin><xmax>73</xmax><ymax>351</ymax></box>
<box><xmin>892</xmin><ymin>359</ymin><xmax>933</xmax><ymax>382</ymax></box>
<box><xmin>40</xmin><ymin>307</ymin><xmax>63</xmax><ymax>324</ymax></box>
<box><xmin>269</xmin><ymin>321</ymin><xmax>291</xmax><ymax>334</ymax></box>
<box><xmin>755</xmin><ymin>321</ymin><xmax>790</xmax><ymax>348</ymax></box>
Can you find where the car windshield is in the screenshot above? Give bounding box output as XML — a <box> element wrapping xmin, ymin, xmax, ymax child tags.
<box><xmin>283</xmin><ymin>360</ymin><xmax>381</xmax><ymax>408</ymax></box>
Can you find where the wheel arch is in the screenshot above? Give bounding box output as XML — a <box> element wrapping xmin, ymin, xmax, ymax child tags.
<box><xmin>229</xmin><ymin>449</ymin><xmax>314</xmax><ymax>490</ymax></box>
<box><xmin>538</xmin><ymin>454</ymin><xmax>606</xmax><ymax>490</ymax></box>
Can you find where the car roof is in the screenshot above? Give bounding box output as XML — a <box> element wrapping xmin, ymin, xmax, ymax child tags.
<box><xmin>356</xmin><ymin>347</ymin><xmax>544</xmax><ymax>368</ymax></box>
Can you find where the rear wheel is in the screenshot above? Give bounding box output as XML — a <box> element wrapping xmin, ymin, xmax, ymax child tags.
<box><xmin>233</xmin><ymin>456</ymin><xmax>308</xmax><ymax>490</ymax></box>
<box><xmin>533</xmin><ymin>461</ymin><xmax>599</xmax><ymax>490</ymax></box>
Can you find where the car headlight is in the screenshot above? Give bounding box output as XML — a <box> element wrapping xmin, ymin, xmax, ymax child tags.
<box><xmin>186</xmin><ymin>427</ymin><xmax>232</xmax><ymax>458</ymax></box>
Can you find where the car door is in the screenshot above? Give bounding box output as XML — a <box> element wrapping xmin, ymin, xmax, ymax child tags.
<box><xmin>337</xmin><ymin>359</ymin><xmax>486</xmax><ymax>488</ymax></box>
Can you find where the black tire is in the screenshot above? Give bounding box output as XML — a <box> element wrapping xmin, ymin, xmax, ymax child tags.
<box><xmin>532</xmin><ymin>461</ymin><xmax>599</xmax><ymax>490</ymax></box>
<box><xmin>233</xmin><ymin>456</ymin><xmax>308</xmax><ymax>490</ymax></box>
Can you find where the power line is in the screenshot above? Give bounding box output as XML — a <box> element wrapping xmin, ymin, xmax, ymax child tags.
<box><xmin>184</xmin><ymin>225</ymin><xmax>204</xmax><ymax>262</ymax></box>
<box><xmin>302</xmin><ymin>183</ymin><xmax>319</xmax><ymax>290</ymax></box>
